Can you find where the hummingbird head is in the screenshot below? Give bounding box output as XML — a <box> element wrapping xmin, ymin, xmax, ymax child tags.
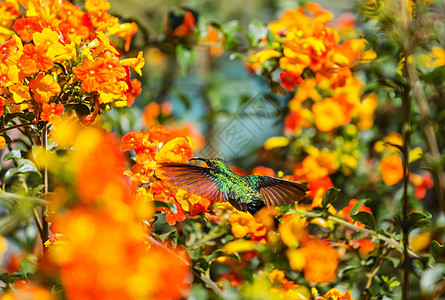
<box><xmin>189</xmin><ymin>157</ymin><xmax>231</xmax><ymax>172</ymax></box>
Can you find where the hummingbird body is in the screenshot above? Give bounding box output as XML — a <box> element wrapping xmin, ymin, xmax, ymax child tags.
<box><xmin>158</xmin><ymin>158</ymin><xmax>309</xmax><ymax>215</ymax></box>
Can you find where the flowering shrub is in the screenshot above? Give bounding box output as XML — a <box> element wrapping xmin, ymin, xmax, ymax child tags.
<box><xmin>1</xmin><ymin>0</ymin><xmax>445</xmax><ymax>299</ymax></box>
<box><xmin>0</xmin><ymin>0</ymin><xmax>143</xmax><ymax>137</ymax></box>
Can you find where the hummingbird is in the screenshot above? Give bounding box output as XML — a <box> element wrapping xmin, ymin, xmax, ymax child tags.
<box><xmin>158</xmin><ymin>157</ymin><xmax>309</xmax><ymax>216</ymax></box>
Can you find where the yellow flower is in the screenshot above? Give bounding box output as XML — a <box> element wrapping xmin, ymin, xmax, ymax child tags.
<box><xmin>430</xmin><ymin>46</ymin><xmax>445</xmax><ymax>67</ymax></box>
<box><xmin>286</xmin><ymin>248</ymin><xmax>305</xmax><ymax>271</ymax></box>
<box><xmin>120</xmin><ymin>51</ymin><xmax>145</xmax><ymax>76</ymax></box>
<box><xmin>249</xmin><ymin>49</ymin><xmax>281</xmax><ymax>64</ymax></box>
<box><xmin>264</xmin><ymin>136</ymin><xmax>289</xmax><ymax>150</ymax></box>
<box><xmin>9</xmin><ymin>83</ymin><xmax>31</xmax><ymax>103</ymax></box>
<box><xmin>312</xmin><ymin>98</ymin><xmax>346</xmax><ymax>132</ymax></box>
<box><xmin>279</xmin><ymin>214</ymin><xmax>309</xmax><ymax>247</ymax></box>
<box><xmin>228</xmin><ymin>211</ymin><xmax>256</xmax><ymax>238</ymax></box>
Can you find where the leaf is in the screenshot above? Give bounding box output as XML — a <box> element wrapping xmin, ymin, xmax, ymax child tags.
<box><xmin>420</xmin><ymin>264</ymin><xmax>445</xmax><ymax>295</ymax></box>
<box><xmin>429</xmin><ymin>240</ymin><xmax>444</xmax><ymax>261</ymax></box>
<box><xmin>17</xmin><ymin>112</ymin><xmax>34</xmax><ymax>123</ymax></box>
<box><xmin>360</xmin><ymin>82</ymin><xmax>383</xmax><ymax>100</ymax></box>
<box><xmin>205</xmin><ymin>249</ymin><xmax>241</xmax><ymax>263</ymax></box>
<box><xmin>406</xmin><ymin>211</ymin><xmax>431</xmax><ymax>229</ymax></box>
<box><xmin>176</xmin><ymin>44</ymin><xmax>194</xmax><ymax>75</ymax></box>
<box><xmin>3</xmin><ymin>150</ymin><xmax>24</xmax><ymax>161</ymax></box>
<box><xmin>351</xmin><ymin>211</ymin><xmax>376</xmax><ymax>230</ymax></box>
<box><xmin>322</xmin><ymin>187</ymin><xmax>340</xmax><ymax>209</ymax></box>
<box><xmin>4</xmin><ymin>163</ymin><xmax>42</xmax><ymax>181</ymax></box>
<box><xmin>247</xmin><ymin>20</ymin><xmax>267</xmax><ymax>47</ymax></box>
<box><xmin>350</xmin><ymin>198</ymin><xmax>371</xmax><ymax>216</ymax></box>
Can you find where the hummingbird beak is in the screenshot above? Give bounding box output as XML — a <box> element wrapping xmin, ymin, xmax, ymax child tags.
<box><xmin>189</xmin><ymin>157</ymin><xmax>208</xmax><ymax>163</ymax></box>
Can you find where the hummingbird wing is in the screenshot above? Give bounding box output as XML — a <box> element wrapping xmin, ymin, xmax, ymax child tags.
<box><xmin>157</xmin><ymin>162</ymin><xmax>228</xmax><ymax>203</ymax></box>
<box><xmin>247</xmin><ymin>175</ymin><xmax>309</xmax><ymax>206</ymax></box>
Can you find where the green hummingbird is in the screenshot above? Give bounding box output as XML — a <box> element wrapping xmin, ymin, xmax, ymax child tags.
<box><xmin>158</xmin><ymin>157</ymin><xmax>309</xmax><ymax>216</ymax></box>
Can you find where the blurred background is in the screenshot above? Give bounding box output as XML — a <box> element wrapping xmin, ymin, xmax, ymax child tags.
<box><xmin>105</xmin><ymin>0</ymin><xmax>354</xmax><ymax>166</ymax></box>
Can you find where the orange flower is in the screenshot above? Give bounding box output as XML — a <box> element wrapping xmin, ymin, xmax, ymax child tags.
<box><xmin>28</xmin><ymin>73</ymin><xmax>61</xmax><ymax>103</ymax></box>
<box><xmin>73</xmin><ymin>58</ymin><xmax>108</xmax><ymax>93</ymax></box>
<box><xmin>101</xmin><ymin>51</ymin><xmax>126</xmax><ymax>79</ymax></box>
<box><xmin>59</xmin><ymin>18</ymin><xmax>91</xmax><ymax>44</ymax></box>
<box><xmin>13</xmin><ymin>17</ymin><xmax>42</xmax><ymax>42</ymax></box>
<box><xmin>280</xmin><ymin>71</ymin><xmax>303</xmax><ymax>90</ymax></box>
<box><xmin>73</xmin><ymin>128</ymin><xmax>127</xmax><ymax>203</ymax></box>
<box><xmin>40</xmin><ymin>103</ymin><xmax>64</xmax><ymax>123</ymax></box>
<box><xmin>379</xmin><ymin>155</ymin><xmax>403</xmax><ymax>185</ymax></box>
<box><xmin>228</xmin><ymin>212</ymin><xmax>257</xmax><ymax>238</ymax></box>
<box><xmin>0</xmin><ymin>136</ymin><xmax>6</xmax><ymax>149</ymax></box>
<box><xmin>135</xmin><ymin>141</ymin><xmax>157</xmax><ymax>165</ymax></box>
<box><xmin>123</xmin><ymin>162</ymin><xmax>156</xmax><ymax>184</ymax></box>
<box><xmin>0</xmin><ymin>2</ymin><xmax>20</xmax><ymax>29</ymax></box>
<box><xmin>410</xmin><ymin>172</ymin><xmax>434</xmax><ymax>199</ymax></box>
<box><xmin>142</xmin><ymin>102</ymin><xmax>160</xmax><ymax>127</ymax></box>
<box><xmin>312</xmin><ymin>97</ymin><xmax>348</xmax><ymax>132</ymax></box>
<box><xmin>49</xmin><ymin>208</ymin><xmax>189</xmax><ymax>299</ymax></box>
<box><xmin>120</xmin><ymin>131</ymin><xmax>144</xmax><ymax>152</ymax></box>
<box><xmin>293</xmin><ymin>155</ymin><xmax>329</xmax><ymax>182</ymax></box>
<box><xmin>301</xmin><ymin>240</ymin><xmax>338</xmax><ymax>283</ymax></box>
<box><xmin>151</xmin><ymin>181</ymin><xmax>178</xmax><ymax>202</ymax></box>
<box><xmin>317</xmin><ymin>288</ymin><xmax>354</xmax><ymax>300</ymax></box>
<box><xmin>352</xmin><ymin>238</ymin><xmax>378</xmax><ymax>254</ymax></box>
<box><xmin>341</xmin><ymin>199</ymin><xmax>372</xmax><ymax>228</ymax></box>
<box><xmin>158</xmin><ymin>201</ymin><xmax>186</xmax><ymax>225</ymax></box>
<box><xmin>125</xmin><ymin>78</ymin><xmax>142</xmax><ymax>106</ymax></box>
<box><xmin>18</xmin><ymin>43</ymin><xmax>54</xmax><ymax>77</ymax></box>
<box><xmin>252</xmin><ymin>166</ymin><xmax>275</xmax><ymax>177</ymax></box>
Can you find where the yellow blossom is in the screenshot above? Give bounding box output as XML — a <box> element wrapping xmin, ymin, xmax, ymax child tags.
<box><xmin>120</xmin><ymin>51</ymin><xmax>145</xmax><ymax>76</ymax></box>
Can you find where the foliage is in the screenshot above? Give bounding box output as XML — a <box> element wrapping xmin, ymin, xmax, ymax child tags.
<box><xmin>1</xmin><ymin>0</ymin><xmax>445</xmax><ymax>299</ymax></box>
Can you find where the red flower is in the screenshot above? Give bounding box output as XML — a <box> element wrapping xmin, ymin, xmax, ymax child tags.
<box><xmin>41</xmin><ymin>103</ymin><xmax>64</xmax><ymax>122</ymax></box>
<box><xmin>13</xmin><ymin>17</ymin><xmax>42</xmax><ymax>42</ymax></box>
<box><xmin>410</xmin><ymin>172</ymin><xmax>434</xmax><ymax>199</ymax></box>
<box><xmin>280</xmin><ymin>71</ymin><xmax>303</xmax><ymax>91</ymax></box>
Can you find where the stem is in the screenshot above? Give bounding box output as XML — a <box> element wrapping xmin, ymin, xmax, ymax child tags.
<box><xmin>294</xmin><ymin>208</ymin><xmax>419</xmax><ymax>258</ymax></box>
<box><xmin>406</xmin><ymin>64</ymin><xmax>445</xmax><ymax>211</ymax></box>
<box><xmin>41</xmin><ymin>124</ymin><xmax>49</xmax><ymax>253</ymax></box>
<box><xmin>400</xmin><ymin>1</ymin><xmax>412</xmax><ymax>299</ymax></box>
<box><xmin>0</xmin><ymin>192</ymin><xmax>50</xmax><ymax>204</ymax></box>
<box><xmin>0</xmin><ymin>122</ymin><xmax>34</xmax><ymax>134</ymax></box>
<box><xmin>147</xmin><ymin>236</ymin><xmax>225</xmax><ymax>297</ymax></box>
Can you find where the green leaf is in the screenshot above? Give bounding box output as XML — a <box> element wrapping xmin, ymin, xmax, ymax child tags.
<box><xmin>406</xmin><ymin>211</ymin><xmax>431</xmax><ymax>229</ymax></box>
<box><xmin>429</xmin><ymin>240</ymin><xmax>444</xmax><ymax>261</ymax></box>
<box><xmin>4</xmin><ymin>150</ymin><xmax>24</xmax><ymax>161</ymax></box>
<box><xmin>322</xmin><ymin>187</ymin><xmax>340</xmax><ymax>209</ymax></box>
<box><xmin>420</xmin><ymin>264</ymin><xmax>445</xmax><ymax>295</ymax></box>
<box><xmin>4</xmin><ymin>163</ymin><xmax>42</xmax><ymax>180</ymax></box>
<box><xmin>176</xmin><ymin>44</ymin><xmax>194</xmax><ymax>75</ymax></box>
<box><xmin>206</xmin><ymin>249</ymin><xmax>241</xmax><ymax>263</ymax></box>
<box><xmin>360</xmin><ymin>82</ymin><xmax>383</xmax><ymax>100</ymax></box>
<box><xmin>247</xmin><ymin>20</ymin><xmax>267</xmax><ymax>47</ymax></box>
<box><xmin>154</xmin><ymin>200</ymin><xmax>172</xmax><ymax>209</ymax></box>
<box><xmin>351</xmin><ymin>211</ymin><xmax>376</xmax><ymax>230</ymax></box>
<box><xmin>350</xmin><ymin>198</ymin><xmax>371</xmax><ymax>216</ymax></box>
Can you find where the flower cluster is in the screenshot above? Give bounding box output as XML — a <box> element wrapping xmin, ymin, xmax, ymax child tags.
<box><xmin>0</xmin><ymin>0</ymin><xmax>143</xmax><ymax>130</ymax></box>
<box><xmin>249</xmin><ymin>3</ymin><xmax>376</xmax><ymax>135</ymax></box>
<box><xmin>40</xmin><ymin>123</ymin><xmax>190</xmax><ymax>299</ymax></box>
<box><xmin>121</xmin><ymin>125</ymin><xmax>211</xmax><ymax>225</ymax></box>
